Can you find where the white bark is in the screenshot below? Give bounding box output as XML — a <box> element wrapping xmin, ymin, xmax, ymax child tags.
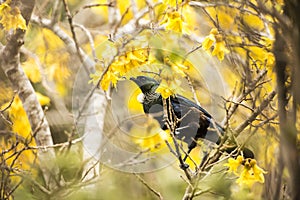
<box><xmin>81</xmin><ymin>90</ymin><xmax>107</xmax><ymax>181</ymax></box>
<box><xmin>0</xmin><ymin>0</ymin><xmax>58</xmax><ymax>189</ymax></box>
<box><xmin>31</xmin><ymin>13</ymin><xmax>108</xmax><ymax>180</ymax></box>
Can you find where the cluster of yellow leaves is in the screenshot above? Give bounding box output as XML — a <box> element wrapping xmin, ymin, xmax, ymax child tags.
<box><xmin>94</xmin><ymin>0</ymin><xmax>146</xmax><ymax>25</ymax></box>
<box><xmin>34</xmin><ymin>29</ymin><xmax>71</xmax><ymax>96</ymax></box>
<box><xmin>203</xmin><ymin>1</ymin><xmax>280</xmax><ymax>64</ymax></box>
<box><xmin>248</xmin><ymin>37</ymin><xmax>275</xmax><ymax>69</ymax></box>
<box><xmin>91</xmin><ymin>44</ymin><xmax>194</xmax><ymax>99</ymax></box>
<box><xmin>205</xmin><ymin>3</ymin><xmax>274</xmax><ymax>31</ymax></box>
<box><xmin>202</xmin><ymin>28</ymin><xmax>229</xmax><ymax>61</ymax></box>
<box><xmin>22</xmin><ymin>35</ymin><xmax>71</xmax><ymax>95</ymax></box>
<box><xmin>21</xmin><ymin>28</ymin><xmax>71</xmax><ymax>96</ymax></box>
<box><xmin>159</xmin><ymin>0</ymin><xmax>197</xmax><ymax>35</ymax></box>
<box><xmin>0</xmin><ymin>0</ymin><xmax>27</xmax><ymax>31</ymax></box>
<box><xmin>1</xmin><ymin>93</ymin><xmax>50</xmax><ymax>172</ymax></box>
<box><xmin>133</xmin><ymin>123</ymin><xmax>202</xmax><ymax>167</ymax></box>
<box><xmin>95</xmin><ymin>0</ymin><xmax>196</xmax><ymax>34</ymax></box>
<box><xmin>250</xmin><ymin>0</ymin><xmax>284</xmax><ymax>14</ymax></box>
<box><xmin>160</xmin><ymin>11</ymin><xmax>190</xmax><ymax>35</ymax></box>
<box><xmin>90</xmin><ymin>48</ymin><xmax>149</xmax><ymax>91</ymax></box>
<box><xmin>156</xmin><ymin>72</ymin><xmax>182</xmax><ymax>99</ymax></box>
<box><xmin>134</xmin><ymin>129</ymin><xmax>172</xmax><ymax>152</ymax></box>
<box><xmin>224</xmin><ymin>156</ymin><xmax>267</xmax><ymax>187</ymax></box>
<box><xmin>155</xmin><ymin>55</ymin><xmax>191</xmax><ymax>98</ymax></box>
<box><xmin>4</xmin><ymin>94</ymin><xmax>50</xmax><ymax>136</ymax></box>
<box><xmin>155</xmin><ymin>79</ymin><xmax>177</xmax><ymax>99</ymax></box>
<box><xmin>162</xmin><ymin>0</ymin><xmax>183</xmax><ymax>8</ymax></box>
<box><xmin>22</xmin><ymin>58</ymin><xmax>42</xmax><ymax>83</ymax></box>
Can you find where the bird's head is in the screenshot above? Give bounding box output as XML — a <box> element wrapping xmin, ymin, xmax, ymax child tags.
<box><xmin>130</xmin><ymin>76</ymin><xmax>159</xmax><ymax>94</ymax></box>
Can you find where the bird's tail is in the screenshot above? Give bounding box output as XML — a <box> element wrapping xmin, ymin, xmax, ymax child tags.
<box><xmin>183</xmin><ymin>118</ymin><xmax>254</xmax><ymax>162</ymax></box>
<box><xmin>204</xmin><ymin>117</ymin><xmax>224</xmax><ymax>144</ymax></box>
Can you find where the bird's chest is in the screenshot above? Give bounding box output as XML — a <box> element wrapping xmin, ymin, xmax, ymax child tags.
<box><xmin>143</xmin><ymin>97</ymin><xmax>182</xmax><ymax>129</ymax></box>
<box><xmin>143</xmin><ymin>100</ymin><xmax>163</xmax><ymax>114</ymax></box>
<box><xmin>142</xmin><ymin>97</ymin><xmax>165</xmax><ymax>128</ymax></box>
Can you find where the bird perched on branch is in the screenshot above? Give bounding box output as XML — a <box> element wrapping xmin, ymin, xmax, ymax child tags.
<box><xmin>130</xmin><ymin>76</ymin><xmax>254</xmax><ymax>165</ymax></box>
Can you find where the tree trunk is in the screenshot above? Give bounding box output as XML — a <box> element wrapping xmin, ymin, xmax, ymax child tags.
<box><xmin>0</xmin><ymin>0</ymin><xmax>58</xmax><ymax>189</ymax></box>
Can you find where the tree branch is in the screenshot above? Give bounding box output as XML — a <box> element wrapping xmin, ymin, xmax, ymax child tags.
<box><xmin>234</xmin><ymin>90</ymin><xmax>276</xmax><ymax>135</ymax></box>
<box><xmin>0</xmin><ymin>0</ymin><xmax>58</xmax><ymax>190</ymax></box>
<box><xmin>134</xmin><ymin>173</ymin><xmax>164</xmax><ymax>200</ymax></box>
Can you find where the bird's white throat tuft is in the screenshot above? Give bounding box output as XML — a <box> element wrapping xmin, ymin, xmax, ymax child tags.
<box><xmin>137</xmin><ymin>93</ymin><xmax>145</xmax><ymax>103</ymax></box>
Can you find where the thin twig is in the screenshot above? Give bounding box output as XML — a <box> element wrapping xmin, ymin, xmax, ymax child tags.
<box><xmin>162</xmin><ymin>98</ymin><xmax>192</xmax><ymax>180</ymax></box>
<box><xmin>134</xmin><ymin>173</ymin><xmax>164</xmax><ymax>200</ymax></box>
<box><xmin>0</xmin><ymin>91</ymin><xmax>17</xmax><ymax>113</ymax></box>
<box><xmin>27</xmin><ymin>137</ymin><xmax>83</xmax><ymax>150</ymax></box>
<box><xmin>73</xmin><ymin>3</ymin><xmax>113</xmax><ymax>16</ymax></box>
<box><xmin>73</xmin><ymin>23</ymin><xmax>98</xmax><ymax>63</ymax></box>
<box><xmin>80</xmin><ymin>159</ymin><xmax>100</xmax><ymax>182</ymax></box>
<box><xmin>185</xmin><ymin>76</ymin><xmax>201</xmax><ymax>106</ymax></box>
<box><xmin>184</xmin><ymin>44</ymin><xmax>202</xmax><ymax>58</ymax></box>
<box><xmin>234</xmin><ymin>90</ymin><xmax>276</xmax><ymax>134</ymax></box>
<box><xmin>61</xmin><ymin>0</ymin><xmax>90</xmax><ymax>75</ymax></box>
<box><xmin>112</xmin><ymin>6</ymin><xmax>131</xmax><ymax>36</ymax></box>
<box><xmin>0</xmin><ymin>91</ymin><xmax>17</xmax><ymax>125</ymax></box>
<box><xmin>222</xmin><ymin>69</ymin><xmax>267</xmax><ymax>126</ymax></box>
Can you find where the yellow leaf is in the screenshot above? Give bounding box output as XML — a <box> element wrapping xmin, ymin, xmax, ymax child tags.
<box><xmin>171</xmin><ymin>62</ymin><xmax>187</xmax><ymax>77</ymax></box>
<box><xmin>206</xmin><ymin>7</ymin><xmax>237</xmax><ymax>29</ymax></box>
<box><xmin>100</xmin><ymin>70</ymin><xmax>119</xmax><ymax>90</ymax></box>
<box><xmin>242</xmin><ymin>13</ymin><xmax>264</xmax><ymax>30</ymax></box>
<box><xmin>36</xmin><ymin>92</ymin><xmax>50</xmax><ymax>106</ymax></box>
<box><xmin>89</xmin><ymin>71</ymin><xmax>102</xmax><ymax>85</ymax></box>
<box><xmin>162</xmin><ymin>11</ymin><xmax>190</xmax><ymax>34</ymax></box>
<box><xmin>133</xmin><ymin>127</ymin><xmax>172</xmax><ymax>152</ymax></box>
<box><xmin>251</xmin><ymin>160</ymin><xmax>267</xmax><ymax>183</ymax></box>
<box><xmin>0</xmin><ymin>1</ymin><xmax>10</xmax><ymax>15</ymax></box>
<box><xmin>96</xmin><ymin>49</ymin><xmax>149</xmax><ymax>91</ymax></box>
<box><xmin>22</xmin><ymin>58</ymin><xmax>41</xmax><ymax>83</ymax></box>
<box><xmin>227</xmin><ymin>158</ymin><xmax>268</xmax><ymax>187</ymax></box>
<box><xmin>156</xmin><ymin>84</ymin><xmax>174</xmax><ymax>99</ymax></box>
<box><xmin>0</xmin><ymin>6</ymin><xmax>27</xmax><ymax>31</ymax></box>
<box><xmin>202</xmin><ymin>35</ymin><xmax>215</xmax><ymax>51</ymax></box>
<box><xmin>224</xmin><ymin>155</ymin><xmax>243</xmax><ymax>174</ymax></box>
<box><xmin>155</xmin><ymin>78</ymin><xmax>181</xmax><ymax>99</ymax></box>
<box><xmin>236</xmin><ymin>167</ymin><xmax>257</xmax><ymax>187</ymax></box>
<box><xmin>212</xmin><ymin>40</ymin><xmax>229</xmax><ymax>61</ymax></box>
<box><xmin>162</xmin><ymin>0</ymin><xmax>183</xmax><ymax>7</ymax></box>
<box><xmin>3</xmin><ymin>96</ymin><xmax>31</xmax><ymax>137</ymax></box>
<box><xmin>202</xmin><ymin>28</ymin><xmax>218</xmax><ymax>50</ymax></box>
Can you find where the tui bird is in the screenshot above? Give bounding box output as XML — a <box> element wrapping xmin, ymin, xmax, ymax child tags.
<box><xmin>130</xmin><ymin>76</ymin><xmax>254</xmax><ymax>163</ymax></box>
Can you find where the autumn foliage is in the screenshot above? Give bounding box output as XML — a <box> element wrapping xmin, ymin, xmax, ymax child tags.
<box><xmin>1</xmin><ymin>0</ymin><xmax>299</xmax><ymax>199</ymax></box>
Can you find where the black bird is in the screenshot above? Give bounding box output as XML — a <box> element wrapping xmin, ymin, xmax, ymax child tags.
<box><xmin>130</xmin><ymin>76</ymin><xmax>254</xmax><ymax>164</ymax></box>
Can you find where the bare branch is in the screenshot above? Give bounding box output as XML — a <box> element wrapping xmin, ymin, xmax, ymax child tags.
<box><xmin>134</xmin><ymin>173</ymin><xmax>164</xmax><ymax>200</ymax></box>
<box><xmin>0</xmin><ymin>0</ymin><xmax>58</xmax><ymax>189</ymax></box>
<box><xmin>234</xmin><ymin>90</ymin><xmax>276</xmax><ymax>135</ymax></box>
<box><xmin>221</xmin><ymin>69</ymin><xmax>267</xmax><ymax>126</ymax></box>
<box><xmin>61</xmin><ymin>0</ymin><xmax>90</xmax><ymax>75</ymax></box>
<box><xmin>73</xmin><ymin>2</ymin><xmax>113</xmax><ymax>17</ymax></box>
<box><xmin>73</xmin><ymin>23</ymin><xmax>98</xmax><ymax>63</ymax></box>
<box><xmin>31</xmin><ymin>15</ymin><xmax>96</xmax><ymax>73</ymax></box>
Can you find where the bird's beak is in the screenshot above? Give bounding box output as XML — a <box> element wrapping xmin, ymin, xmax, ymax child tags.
<box><xmin>130</xmin><ymin>77</ymin><xmax>141</xmax><ymax>87</ymax></box>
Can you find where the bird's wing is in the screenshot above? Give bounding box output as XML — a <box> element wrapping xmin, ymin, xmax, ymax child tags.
<box><xmin>171</xmin><ymin>95</ymin><xmax>212</xmax><ymax>118</ymax></box>
<box><xmin>170</xmin><ymin>94</ymin><xmax>224</xmax><ymax>140</ymax></box>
